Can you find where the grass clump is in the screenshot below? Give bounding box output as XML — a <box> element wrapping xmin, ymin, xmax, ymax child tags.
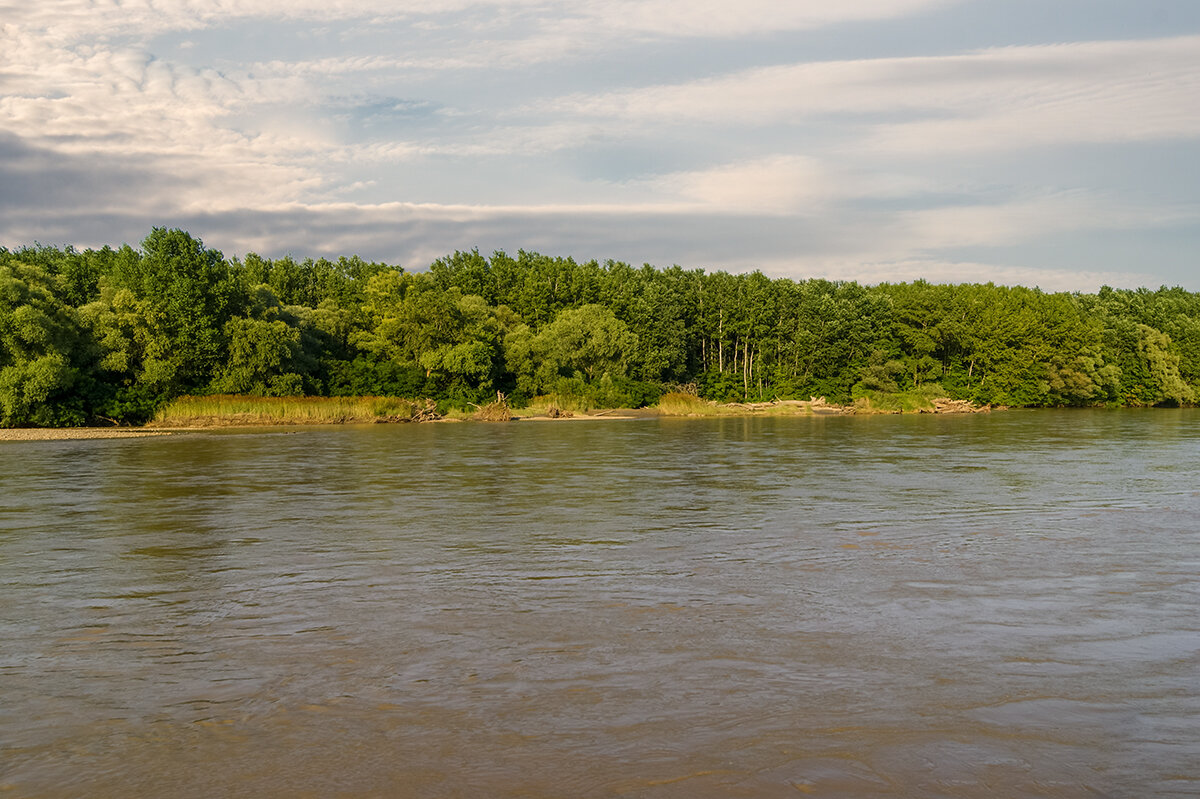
<box><xmin>850</xmin><ymin>383</ymin><xmax>947</xmax><ymax>413</ymax></box>
<box><xmin>655</xmin><ymin>392</ymin><xmax>726</xmax><ymax>416</ymax></box>
<box><xmin>519</xmin><ymin>392</ymin><xmax>596</xmax><ymax>415</ymax></box>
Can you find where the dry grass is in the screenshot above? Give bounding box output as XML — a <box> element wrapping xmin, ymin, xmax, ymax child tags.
<box><xmin>150</xmin><ymin>395</ymin><xmax>431</xmax><ymax>427</ymax></box>
<box><xmin>850</xmin><ymin>385</ymin><xmax>947</xmax><ymax>413</ymax></box>
<box><xmin>654</xmin><ymin>392</ymin><xmax>730</xmax><ymax>416</ymax></box>
<box><xmin>518</xmin><ymin>393</ymin><xmax>596</xmax><ymax>415</ymax></box>
<box><xmin>656</xmin><ymin>394</ymin><xmax>852</xmax><ymax>417</ymax></box>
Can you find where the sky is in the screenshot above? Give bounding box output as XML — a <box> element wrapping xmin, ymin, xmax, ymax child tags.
<box><xmin>3</xmin><ymin>0</ymin><xmax>1200</xmax><ymax>291</ymax></box>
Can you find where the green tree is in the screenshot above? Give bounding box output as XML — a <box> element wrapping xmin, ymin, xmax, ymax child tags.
<box><xmin>107</xmin><ymin>228</ymin><xmax>239</xmax><ymax>391</ymax></box>
<box><xmin>1135</xmin><ymin>324</ymin><xmax>1194</xmax><ymax>405</ymax></box>
<box><xmin>208</xmin><ymin>287</ymin><xmax>307</xmax><ymax>396</ymax></box>
<box><xmin>535</xmin><ymin>304</ymin><xmax>637</xmax><ymax>387</ymax></box>
<box><xmin>0</xmin><ymin>261</ymin><xmax>87</xmax><ymax>426</ymax></box>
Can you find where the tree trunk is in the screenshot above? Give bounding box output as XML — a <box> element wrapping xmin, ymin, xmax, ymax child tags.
<box><xmin>743</xmin><ymin>340</ymin><xmax>750</xmax><ymax>398</ymax></box>
<box><xmin>718</xmin><ymin>309</ymin><xmax>724</xmax><ymax>372</ymax></box>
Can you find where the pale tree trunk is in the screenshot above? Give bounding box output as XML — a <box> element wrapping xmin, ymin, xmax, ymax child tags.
<box><xmin>743</xmin><ymin>341</ymin><xmax>750</xmax><ymax>398</ymax></box>
<box><xmin>718</xmin><ymin>309</ymin><xmax>724</xmax><ymax>373</ymax></box>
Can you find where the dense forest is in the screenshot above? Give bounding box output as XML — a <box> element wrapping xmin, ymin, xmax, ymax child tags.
<box><xmin>2</xmin><ymin>227</ymin><xmax>1198</xmax><ymax>427</ymax></box>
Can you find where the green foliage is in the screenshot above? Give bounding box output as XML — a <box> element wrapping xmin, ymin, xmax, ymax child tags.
<box><xmin>1042</xmin><ymin>350</ymin><xmax>1121</xmax><ymax>406</ymax></box>
<box><xmin>326</xmin><ymin>355</ymin><xmax>428</xmax><ymax>397</ymax></box>
<box><xmin>1134</xmin><ymin>324</ymin><xmax>1194</xmax><ymax>406</ymax></box>
<box><xmin>104</xmin><ymin>228</ymin><xmax>240</xmax><ymax>392</ymax></box>
<box><xmin>354</xmin><ymin>272</ymin><xmax>511</xmax><ymax>402</ymax></box>
<box><xmin>76</xmin><ymin>282</ymin><xmax>187</xmax><ymax>423</ymax></box>
<box><xmin>538</xmin><ymin>304</ymin><xmax>636</xmax><ymax>383</ymax></box>
<box><xmin>0</xmin><ymin>261</ymin><xmax>87</xmax><ymax>426</ymax></box>
<box><xmin>504</xmin><ymin>304</ymin><xmax>638</xmax><ymax>401</ymax></box>
<box><xmin>697</xmin><ymin>370</ymin><xmax>747</xmax><ymax>403</ymax></box>
<box><xmin>857</xmin><ymin>350</ymin><xmax>907</xmax><ymax>393</ymax></box>
<box><xmin>210</xmin><ymin>316</ymin><xmax>304</xmax><ymax>396</ymax></box>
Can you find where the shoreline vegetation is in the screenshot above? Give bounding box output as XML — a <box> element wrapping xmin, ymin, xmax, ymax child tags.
<box><xmin>147</xmin><ymin>390</ymin><xmax>995</xmax><ymax>426</ymax></box>
<box><xmin>0</xmin><ymin>391</ymin><xmax>995</xmax><ymax>440</ymax></box>
<box><xmin>4</xmin><ymin>228</ymin><xmax>1199</xmax><ymax>430</ymax></box>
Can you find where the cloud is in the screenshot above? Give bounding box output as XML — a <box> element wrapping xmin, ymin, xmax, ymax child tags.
<box><xmin>3</xmin><ymin>0</ymin><xmax>957</xmax><ymax>43</ymax></box>
<box><xmin>555</xmin><ymin>0</ymin><xmax>959</xmax><ymax>39</ymax></box>
<box><xmin>3</xmin><ymin>187</ymin><xmax>1174</xmax><ymax>293</ymax></box>
<box><xmin>643</xmin><ymin>156</ymin><xmax>835</xmax><ymax>213</ymax></box>
<box><xmin>0</xmin><ymin>132</ymin><xmax>166</xmax><ymax>215</ymax></box>
<box><xmin>557</xmin><ymin>35</ymin><xmax>1200</xmax><ymax>150</ymax></box>
<box><xmin>0</xmin><ymin>26</ymin><xmax>332</xmax><ymax>211</ymax></box>
<box><xmin>887</xmin><ymin>192</ymin><xmax>1200</xmax><ymax>252</ymax></box>
<box><xmin>2</xmin><ymin>1</ymin><xmax>1197</xmax><ymax>291</ymax></box>
<box><xmin>637</xmin><ymin>155</ymin><xmax>957</xmax><ymax>214</ymax></box>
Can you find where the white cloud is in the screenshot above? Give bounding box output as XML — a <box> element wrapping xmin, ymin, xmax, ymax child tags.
<box><xmin>889</xmin><ymin>192</ymin><xmax>1200</xmax><ymax>252</ymax></box>
<box><xmin>0</xmin><ymin>21</ymin><xmax>334</xmax><ymax>212</ymax></box>
<box><xmin>637</xmin><ymin>155</ymin><xmax>956</xmax><ymax>214</ymax></box>
<box><xmin>559</xmin><ymin>36</ymin><xmax>1200</xmax><ymax>150</ymax></box>
<box><xmin>557</xmin><ymin>0</ymin><xmax>958</xmax><ymax>38</ymax></box>
<box><xmin>2</xmin><ymin>0</ymin><xmax>955</xmax><ymax>45</ymax></box>
<box><xmin>642</xmin><ymin>156</ymin><xmax>834</xmax><ymax>213</ymax></box>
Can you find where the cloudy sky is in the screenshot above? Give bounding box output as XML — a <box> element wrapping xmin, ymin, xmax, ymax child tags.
<box><xmin>3</xmin><ymin>0</ymin><xmax>1200</xmax><ymax>290</ymax></box>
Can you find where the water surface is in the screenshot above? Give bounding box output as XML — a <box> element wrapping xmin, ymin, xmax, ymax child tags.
<box><xmin>2</xmin><ymin>411</ymin><xmax>1199</xmax><ymax>797</ymax></box>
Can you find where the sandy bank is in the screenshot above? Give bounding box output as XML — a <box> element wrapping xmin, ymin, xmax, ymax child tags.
<box><xmin>0</xmin><ymin>428</ymin><xmax>174</xmax><ymax>441</ymax></box>
<box><xmin>514</xmin><ymin>407</ymin><xmax>656</xmax><ymax>421</ymax></box>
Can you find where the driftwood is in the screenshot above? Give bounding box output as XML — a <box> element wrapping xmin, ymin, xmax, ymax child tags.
<box><xmin>411</xmin><ymin>398</ymin><xmax>442</xmax><ymax>423</ymax></box>
<box><xmin>473</xmin><ymin>392</ymin><xmax>513</xmax><ymax>422</ymax></box>
<box><xmin>714</xmin><ymin>394</ymin><xmax>991</xmax><ymax>415</ymax></box>
<box><xmin>721</xmin><ymin>395</ymin><xmax>847</xmax><ymax>413</ymax></box>
<box><xmin>374</xmin><ymin>399</ymin><xmax>441</xmax><ymax>423</ymax></box>
<box><xmin>927</xmin><ymin>398</ymin><xmax>991</xmax><ymax>414</ymax></box>
<box><xmin>725</xmin><ymin>398</ymin><xmax>781</xmax><ymax>410</ymax></box>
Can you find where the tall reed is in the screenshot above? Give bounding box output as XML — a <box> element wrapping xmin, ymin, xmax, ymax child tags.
<box><xmin>151</xmin><ymin>395</ymin><xmax>427</xmax><ymax>426</ymax></box>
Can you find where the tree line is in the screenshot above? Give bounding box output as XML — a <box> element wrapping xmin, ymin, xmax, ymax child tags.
<box><xmin>2</xmin><ymin>227</ymin><xmax>1197</xmax><ymax>426</ymax></box>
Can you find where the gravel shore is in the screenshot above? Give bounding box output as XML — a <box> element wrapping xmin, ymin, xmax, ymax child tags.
<box><xmin>0</xmin><ymin>428</ymin><xmax>173</xmax><ymax>441</ymax></box>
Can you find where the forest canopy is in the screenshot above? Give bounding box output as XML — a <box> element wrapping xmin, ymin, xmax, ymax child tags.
<box><xmin>2</xmin><ymin>228</ymin><xmax>1198</xmax><ymax>426</ymax></box>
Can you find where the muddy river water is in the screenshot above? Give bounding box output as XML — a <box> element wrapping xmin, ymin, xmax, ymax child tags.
<box><xmin>2</xmin><ymin>410</ymin><xmax>1198</xmax><ymax>797</ymax></box>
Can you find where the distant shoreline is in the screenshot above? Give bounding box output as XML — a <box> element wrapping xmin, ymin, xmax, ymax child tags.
<box><xmin>0</xmin><ymin>397</ymin><xmax>1006</xmax><ymax>440</ymax></box>
<box><xmin>11</xmin><ymin>404</ymin><xmax>1196</xmax><ymax>441</ymax></box>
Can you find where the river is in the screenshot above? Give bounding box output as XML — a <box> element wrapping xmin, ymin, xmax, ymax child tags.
<box><xmin>2</xmin><ymin>411</ymin><xmax>1198</xmax><ymax>797</ymax></box>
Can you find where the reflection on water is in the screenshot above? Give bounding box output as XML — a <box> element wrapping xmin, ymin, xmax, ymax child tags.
<box><xmin>2</xmin><ymin>411</ymin><xmax>1199</xmax><ymax>797</ymax></box>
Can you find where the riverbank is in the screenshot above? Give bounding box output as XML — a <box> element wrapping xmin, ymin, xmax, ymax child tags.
<box><xmin>653</xmin><ymin>393</ymin><xmax>993</xmax><ymax>417</ymax></box>
<box><xmin>1</xmin><ymin>394</ymin><xmax>992</xmax><ymax>439</ymax></box>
